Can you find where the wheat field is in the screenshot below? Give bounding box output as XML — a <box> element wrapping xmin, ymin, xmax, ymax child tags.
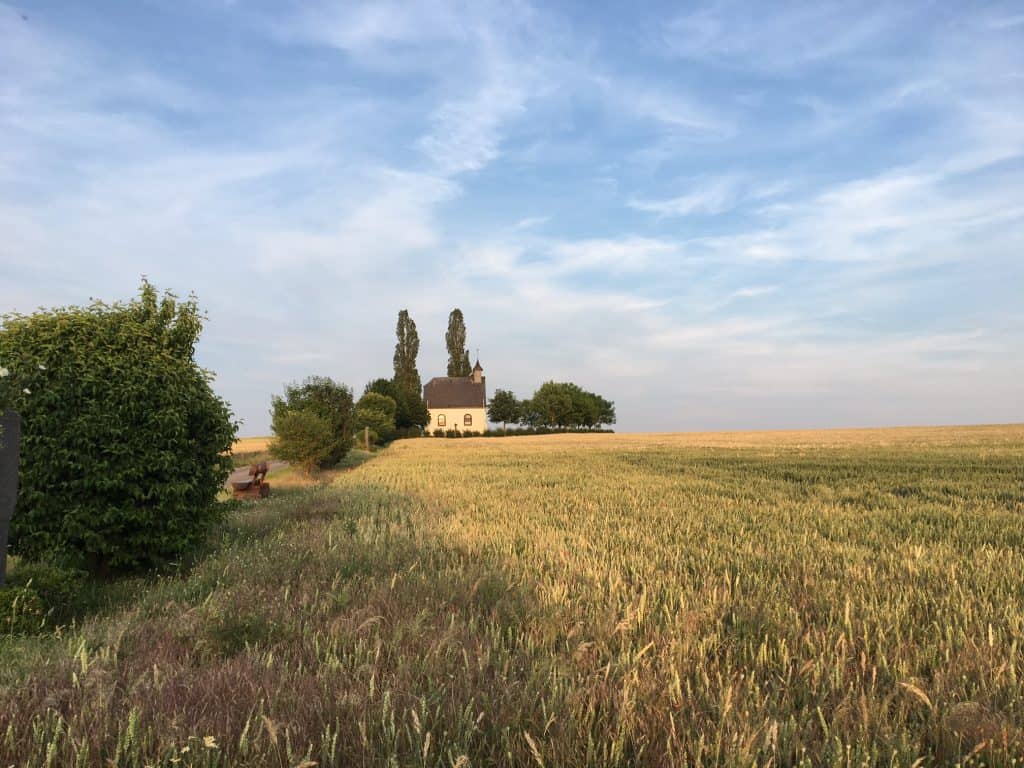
<box><xmin>232</xmin><ymin>436</ymin><xmax>273</xmax><ymax>454</ymax></box>
<box><xmin>3</xmin><ymin>425</ymin><xmax>1024</xmax><ymax>766</ymax></box>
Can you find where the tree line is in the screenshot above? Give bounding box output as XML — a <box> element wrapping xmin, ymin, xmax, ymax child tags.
<box><xmin>488</xmin><ymin>382</ymin><xmax>615</xmax><ymax>431</ymax></box>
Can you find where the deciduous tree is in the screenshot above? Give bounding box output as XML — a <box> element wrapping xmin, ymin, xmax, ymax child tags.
<box><xmin>271</xmin><ymin>376</ymin><xmax>354</xmax><ymax>468</ymax></box>
<box><xmin>355</xmin><ymin>391</ymin><xmax>397</xmax><ymax>445</ymax></box>
<box><xmin>487</xmin><ymin>389</ymin><xmax>521</xmax><ymax>432</ymax></box>
<box><xmin>517</xmin><ymin>382</ymin><xmax>616</xmax><ymax>429</ymax></box>
<box><xmin>269</xmin><ymin>409</ymin><xmax>334</xmax><ymax>476</ymax></box>
<box><xmin>529</xmin><ymin>381</ymin><xmax>573</xmax><ymax>428</ymax></box>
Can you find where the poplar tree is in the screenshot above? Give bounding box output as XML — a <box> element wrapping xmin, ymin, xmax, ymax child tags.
<box><xmin>393</xmin><ymin>309</ymin><xmax>421</xmax><ymax>396</ymax></box>
<box><xmin>392</xmin><ymin>309</ymin><xmax>427</xmax><ymax>428</ymax></box>
<box><xmin>445</xmin><ymin>308</ymin><xmax>471</xmax><ymax>377</ymax></box>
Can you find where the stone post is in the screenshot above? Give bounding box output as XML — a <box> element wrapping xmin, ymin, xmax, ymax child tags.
<box><xmin>0</xmin><ymin>410</ymin><xmax>21</xmax><ymax>585</ymax></box>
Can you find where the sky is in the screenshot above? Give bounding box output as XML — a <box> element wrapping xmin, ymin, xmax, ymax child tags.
<box><xmin>2</xmin><ymin>1</ymin><xmax>1022</xmax><ymax>435</ymax></box>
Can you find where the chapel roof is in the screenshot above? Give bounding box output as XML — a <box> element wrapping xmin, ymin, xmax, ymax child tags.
<box><xmin>423</xmin><ymin>376</ymin><xmax>486</xmax><ymax>408</ymax></box>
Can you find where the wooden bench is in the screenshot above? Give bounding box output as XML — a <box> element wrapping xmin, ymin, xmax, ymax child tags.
<box><xmin>231</xmin><ymin>461</ymin><xmax>270</xmax><ymax>500</ymax></box>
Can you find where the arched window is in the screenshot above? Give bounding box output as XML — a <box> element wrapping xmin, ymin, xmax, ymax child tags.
<box><xmin>437</xmin><ymin>414</ymin><xmax>446</xmax><ymax>427</ymax></box>
<box><xmin>464</xmin><ymin>413</ymin><xmax>473</xmax><ymax>426</ymax></box>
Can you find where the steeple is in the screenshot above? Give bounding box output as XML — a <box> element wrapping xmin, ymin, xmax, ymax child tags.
<box><xmin>471</xmin><ymin>357</ymin><xmax>483</xmax><ymax>383</ymax></box>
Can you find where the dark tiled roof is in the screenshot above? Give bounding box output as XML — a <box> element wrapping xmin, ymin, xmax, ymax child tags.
<box><xmin>423</xmin><ymin>376</ymin><xmax>486</xmax><ymax>408</ymax></box>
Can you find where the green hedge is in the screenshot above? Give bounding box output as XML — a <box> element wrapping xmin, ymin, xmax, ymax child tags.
<box><xmin>0</xmin><ymin>281</ymin><xmax>236</xmax><ymax>574</ymax></box>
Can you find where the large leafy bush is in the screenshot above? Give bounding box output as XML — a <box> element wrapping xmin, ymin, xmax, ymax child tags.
<box><xmin>270</xmin><ymin>376</ymin><xmax>354</xmax><ymax>471</ymax></box>
<box><xmin>365</xmin><ymin>377</ymin><xmax>427</xmax><ymax>431</ymax></box>
<box><xmin>269</xmin><ymin>409</ymin><xmax>335</xmax><ymax>475</ymax></box>
<box><xmin>355</xmin><ymin>391</ymin><xmax>397</xmax><ymax>445</ymax></box>
<box><xmin>0</xmin><ymin>281</ymin><xmax>236</xmax><ymax>573</ymax></box>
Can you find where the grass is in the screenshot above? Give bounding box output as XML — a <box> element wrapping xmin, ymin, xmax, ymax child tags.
<box><xmin>2</xmin><ymin>425</ymin><xmax>1024</xmax><ymax>766</ymax></box>
<box><xmin>257</xmin><ymin>448</ymin><xmax>377</xmax><ymax>490</ymax></box>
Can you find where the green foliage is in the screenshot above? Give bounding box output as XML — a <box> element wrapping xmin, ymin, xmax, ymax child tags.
<box><xmin>270</xmin><ymin>376</ymin><xmax>354</xmax><ymax>469</ymax></box>
<box><xmin>0</xmin><ymin>280</ymin><xmax>237</xmax><ymax>574</ymax></box>
<box><xmin>7</xmin><ymin>561</ymin><xmax>84</xmax><ymax>614</ymax></box>
<box><xmin>367</xmin><ymin>375</ymin><xmax>427</xmax><ymax>431</ymax></box>
<box><xmin>269</xmin><ymin>410</ymin><xmax>335</xmax><ymax>475</ymax></box>
<box><xmin>355</xmin><ymin>392</ymin><xmax>397</xmax><ymax>445</ymax></box>
<box><xmin>562</xmin><ymin>382</ymin><xmax>616</xmax><ymax>428</ymax></box>
<box><xmin>392</xmin><ymin>310</ymin><xmax>420</xmax><ymax>392</ymax></box>
<box><xmin>0</xmin><ymin>356</ymin><xmax>32</xmax><ymax>416</ymax></box>
<box><xmin>396</xmin><ymin>388</ymin><xmax>428</xmax><ymax>430</ymax></box>
<box><xmin>487</xmin><ymin>388</ymin><xmax>521</xmax><ymax>431</ymax></box>
<box><xmin>0</xmin><ymin>582</ymin><xmax>44</xmax><ymax>635</ymax></box>
<box><xmin>445</xmin><ymin>308</ymin><xmax>471</xmax><ymax>377</ymax></box>
<box><xmin>392</xmin><ymin>310</ymin><xmax>426</xmax><ymax>429</ymax></box>
<box><xmin>520</xmin><ymin>381</ymin><xmax>615</xmax><ymax>428</ymax></box>
<box><xmin>364</xmin><ymin>377</ymin><xmax>399</xmax><ymax>401</ymax></box>
<box><xmin>522</xmin><ymin>381</ymin><xmax>571</xmax><ymax>427</ymax></box>
<box><xmin>1</xmin><ymin>561</ymin><xmax>87</xmax><ymax>631</ymax></box>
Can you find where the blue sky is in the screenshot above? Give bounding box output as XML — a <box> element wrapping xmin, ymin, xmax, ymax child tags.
<box><xmin>2</xmin><ymin>1</ymin><xmax>1022</xmax><ymax>434</ymax></box>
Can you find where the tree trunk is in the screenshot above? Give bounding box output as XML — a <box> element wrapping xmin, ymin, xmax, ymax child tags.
<box><xmin>0</xmin><ymin>410</ymin><xmax>22</xmax><ymax>585</ymax></box>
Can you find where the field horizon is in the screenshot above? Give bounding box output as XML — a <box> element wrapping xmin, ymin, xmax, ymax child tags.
<box><xmin>233</xmin><ymin>422</ymin><xmax>1024</xmax><ymax>446</ymax></box>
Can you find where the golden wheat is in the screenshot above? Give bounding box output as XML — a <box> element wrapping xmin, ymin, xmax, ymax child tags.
<box><xmin>2</xmin><ymin>425</ymin><xmax>1023</xmax><ymax>766</ymax></box>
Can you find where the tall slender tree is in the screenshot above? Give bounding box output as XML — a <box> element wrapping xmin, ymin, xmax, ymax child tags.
<box><xmin>445</xmin><ymin>308</ymin><xmax>471</xmax><ymax>377</ymax></box>
<box><xmin>393</xmin><ymin>309</ymin><xmax>421</xmax><ymax>395</ymax></box>
<box><xmin>392</xmin><ymin>309</ymin><xmax>427</xmax><ymax>428</ymax></box>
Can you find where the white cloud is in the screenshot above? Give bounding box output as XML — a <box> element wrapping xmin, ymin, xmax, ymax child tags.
<box><xmin>628</xmin><ymin>174</ymin><xmax>778</xmax><ymax>218</ymax></box>
<box><xmin>686</xmin><ymin>156</ymin><xmax>1024</xmax><ymax>267</ymax></box>
<box><xmin>418</xmin><ymin>82</ymin><xmax>527</xmax><ymax>174</ymax></box>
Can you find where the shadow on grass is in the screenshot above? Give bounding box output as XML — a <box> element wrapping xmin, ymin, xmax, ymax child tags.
<box><xmin>0</xmin><ymin>476</ymin><xmax>577</xmax><ymax>768</ymax></box>
<box><xmin>2</xmin><ymin>449</ymin><xmax>383</xmax><ymax>643</ymax></box>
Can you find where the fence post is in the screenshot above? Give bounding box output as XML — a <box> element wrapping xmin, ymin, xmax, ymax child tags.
<box><xmin>364</xmin><ymin>426</ymin><xmax>370</xmax><ymax>452</ymax></box>
<box><xmin>0</xmin><ymin>410</ymin><xmax>22</xmax><ymax>585</ymax></box>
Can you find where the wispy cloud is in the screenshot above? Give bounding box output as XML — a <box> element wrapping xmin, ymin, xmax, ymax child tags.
<box><xmin>689</xmin><ymin>160</ymin><xmax>1024</xmax><ymax>266</ymax></box>
<box><xmin>418</xmin><ymin>81</ymin><xmax>527</xmax><ymax>174</ymax></box>
<box><xmin>628</xmin><ymin>174</ymin><xmax>790</xmax><ymax>218</ymax></box>
<box><xmin>663</xmin><ymin>1</ymin><xmax>910</xmax><ymax>72</ymax></box>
